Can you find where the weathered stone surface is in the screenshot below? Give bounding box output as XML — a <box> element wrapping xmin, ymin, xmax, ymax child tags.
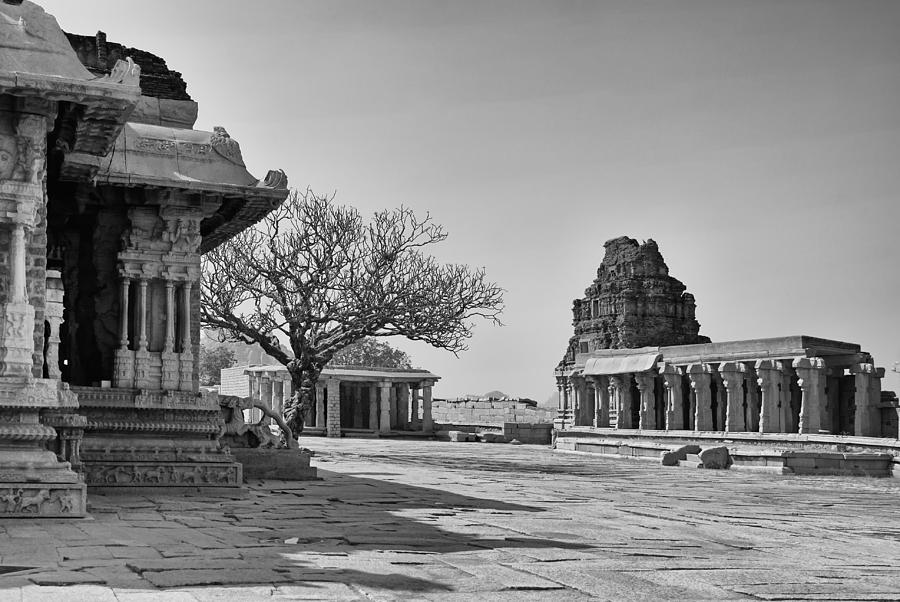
<box><xmin>65</xmin><ymin>31</ymin><xmax>192</xmax><ymax>100</ymax></box>
<box><xmin>559</xmin><ymin>237</ymin><xmax>709</xmax><ymax>369</ymax></box>
<box><xmin>663</xmin><ymin>444</ymin><xmax>702</xmax><ymax>465</ymax></box>
<box><xmin>448</xmin><ymin>430</ymin><xmax>475</xmax><ymax>442</ymax></box>
<box><xmin>230</xmin><ymin>448</ymin><xmax>318</xmax><ymax>481</ymax></box>
<box><xmin>660</xmin><ymin>450</ymin><xmax>679</xmax><ymax>466</ymax></box>
<box><xmin>699</xmin><ymin>446</ymin><xmax>731</xmax><ymax>469</ymax></box>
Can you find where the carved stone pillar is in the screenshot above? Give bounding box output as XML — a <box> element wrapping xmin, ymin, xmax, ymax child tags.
<box><xmin>113</xmin><ymin>277</ymin><xmax>134</xmax><ymax>388</ymax></box>
<box><xmin>164</xmin><ymin>280</ymin><xmax>175</xmax><ymax>352</ymax></box>
<box><xmin>780</xmin><ymin>365</ymin><xmax>793</xmax><ymax>433</ymax></box>
<box><xmin>660</xmin><ymin>363</ymin><xmax>683</xmax><ymax>430</ymax></box>
<box><xmin>0</xmin><ymin>224</ymin><xmax>36</xmax><ymax>375</ymax></box>
<box><xmin>634</xmin><ymin>372</ymin><xmax>656</xmax><ymax>430</ymax></box>
<box><xmin>325</xmin><ymin>378</ymin><xmax>342</xmax><ymax>437</ymax></box>
<box><xmin>744</xmin><ymin>367</ymin><xmax>760</xmax><ymax>432</ymax></box>
<box><xmin>422</xmin><ymin>382</ymin><xmax>434</xmax><ymax>432</ymax></box>
<box><xmin>555</xmin><ymin>378</ymin><xmax>567</xmax><ymax>429</ymax></box>
<box><xmin>756</xmin><ymin>360</ymin><xmax>783</xmax><ymax>433</ymax></box>
<box><xmin>825</xmin><ymin>369</ymin><xmax>841</xmax><ymax>435</ymax></box>
<box><xmin>314</xmin><ymin>382</ymin><xmax>326</xmax><ymax>429</ymax></box>
<box><xmin>369</xmin><ymin>385</ymin><xmax>379</xmax><ymax>431</ymax></box>
<box><xmin>719</xmin><ymin>362</ymin><xmax>746</xmax><ymax>433</ymax></box>
<box><xmin>711</xmin><ymin>368</ymin><xmax>727</xmax><ymax>431</ymax></box>
<box><xmin>409</xmin><ymin>386</ymin><xmax>420</xmax><ymax>429</ymax></box>
<box><xmin>571</xmin><ymin>375</ymin><xmax>587</xmax><ymax>426</ymax></box>
<box><xmin>793</xmin><ymin>357</ymin><xmax>826</xmax><ymax>434</ymax></box>
<box><xmin>592</xmin><ymin>375</ymin><xmax>610</xmax><ymax>427</ymax></box>
<box><xmin>397</xmin><ymin>383</ymin><xmax>410</xmax><ymax>431</ymax></box>
<box><xmin>178</xmin><ymin>282</ymin><xmax>194</xmax><ymax>391</ymax></box>
<box><xmin>133</xmin><ymin>279</ymin><xmax>150</xmax><ymax>389</ymax></box>
<box><xmin>687</xmin><ymin>364</ymin><xmax>713</xmax><ymax>431</ymax></box>
<box><xmin>608</xmin><ymin>376</ymin><xmax>621</xmax><ymax>428</ymax></box>
<box><xmin>609</xmin><ymin>374</ymin><xmax>634</xmax><ymax>429</ymax></box>
<box><xmin>378</xmin><ymin>382</ymin><xmax>391</xmax><ymax>434</ymax></box>
<box><xmin>851</xmin><ymin>363</ymin><xmax>881</xmax><ymax>437</ymax></box>
<box><xmin>44</xmin><ymin>270</ymin><xmax>64</xmax><ymax>380</ymax></box>
<box><xmin>160</xmin><ymin>279</ymin><xmax>179</xmax><ymax>390</ymax></box>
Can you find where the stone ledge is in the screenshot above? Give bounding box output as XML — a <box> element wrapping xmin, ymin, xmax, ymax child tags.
<box><xmin>230</xmin><ymin>449</ymin><xmax>318</xmax><ymax>482</ymax></box>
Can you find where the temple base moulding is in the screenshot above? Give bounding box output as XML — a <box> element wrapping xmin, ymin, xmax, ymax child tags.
<box><xmin>0</xmin><ymin>482</ymin><xmax>86</xmax><ymax>517</ymax></box>
<box><xmin>83</xmin><ymin>460</ymin><xmax>242</xmax><ymax>488</ymax></box>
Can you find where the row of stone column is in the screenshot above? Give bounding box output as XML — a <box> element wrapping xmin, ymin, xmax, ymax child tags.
<box><xmin>313</xmin><ymin>380</ymin><xmax>434</xmax><ymax>438</ymax></box>
<box><xmin>246</xmin><ymin>372</ymin><xmax>293</xmax><ymax>424</ymax></box>
<box><xmin>114</xmin><ymin>277</ymin><xmax>195</xmax><ymax>391</ymax></box>
<box><xmin>557</xmin><ymin>359</ymin><xmax>884</xmax><ymax>437</ymax></box>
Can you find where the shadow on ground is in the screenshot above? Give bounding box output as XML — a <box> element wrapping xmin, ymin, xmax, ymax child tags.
<box><xmin>0</xmin><ymin>467</ymin><xmax>592</xmax><ymax>595</ymax></box>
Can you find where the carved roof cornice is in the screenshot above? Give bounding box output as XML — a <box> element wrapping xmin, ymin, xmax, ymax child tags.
<box><xmin>0</xmin><ymin>0</ymin><xmax>141</xmax><ymax>157</ymax></box>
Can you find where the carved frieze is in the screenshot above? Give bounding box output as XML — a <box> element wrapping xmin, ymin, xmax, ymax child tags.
<box><xmin>0</xmin><ymin>484</ymin><xmax>86</xmax><ymax>517</ymax></box>
<box><xmin>0</xmin><ymin>377</ymin><xmax>62</xmax><ymax>408</ymax></box>
<box><xmin>84</xmin><ymin>462</ymin><xmax>241</xmax><ymax>487</ymax></box>
<box><xmin>73</xmin><ymin>386</ymin><xmax>217</xmax><ymax>411</ymax></box>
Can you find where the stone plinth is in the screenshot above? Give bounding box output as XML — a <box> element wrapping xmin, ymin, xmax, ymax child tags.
<box><xmin>76</xmin><ymin>387</ymin><xmax>241</xmax><ymax>489</ymax></box>
<box><xmin>0</xmin><ymin>378</ymin><xmax>86</xmax><ymax>517</ymax></box>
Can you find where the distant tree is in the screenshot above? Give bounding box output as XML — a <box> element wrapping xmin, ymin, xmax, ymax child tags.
<box><xmin>199</xmin><ymin>345</ymin><xmax>236</xmax><ymax>386</ymax></box>
<box><xmin>201</xmin><ymin>188</ymin><xmax>504</xmax><ymax>435</ymax></box>
<box><xmin>329</xmin><ymin>337</ymin><xmax>412</xmax><ymax>369</ymax></box>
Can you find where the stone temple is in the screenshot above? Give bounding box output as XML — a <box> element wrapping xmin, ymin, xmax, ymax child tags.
<box><xmin>0</xmin><ymin>1</ymin><xmax>287</xmax><ymax>516</ymax></box>
<box><xmin>555</xmin><ymin>237</ymin><xmax>894</xmax><ymax>439</ymax></box>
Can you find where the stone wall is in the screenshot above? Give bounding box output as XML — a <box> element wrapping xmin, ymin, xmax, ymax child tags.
<box><xmin>559</xmin><ymin>236</ymin><xmax>710</xmax><ymax>369</ymax></box>
<box><xmin>432</xmin><ymin>398</ymin><xmax>554</xmax><ymax>427</ymax></box>
<box><xmin>65</xmin><ymin>31</ymin><xmax>191</xmax><ymax>100</ymax></box>
<box><xmin>219</xmin><ymin>365</ymin><xmax>250</xmax><ymax>397</ymax></box>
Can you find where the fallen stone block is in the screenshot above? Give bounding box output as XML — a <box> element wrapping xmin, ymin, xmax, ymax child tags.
<box><xmin>661</xmin><ymin>444</ymin><xmax>702</xmax><ymax>466</ymax></box>
<box><xmin>660</xmin><ymin>451</ymin><xmax>679</xmax><ymax>466</ymax></box>
<box><xmin>699</xmin><ymin>446</ymin><xmax>731</xmax><ymax>469</ymax></box>
<box><xmin>479</xmin><ymin>432</ymin><xmax>506</xmax><ymax>443</ymax></box>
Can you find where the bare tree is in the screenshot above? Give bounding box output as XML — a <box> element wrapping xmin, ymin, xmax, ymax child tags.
<box><xmin>201</xmin><ymin>189</ymin><xmax>504</xmax><ymax>434</ymax></box>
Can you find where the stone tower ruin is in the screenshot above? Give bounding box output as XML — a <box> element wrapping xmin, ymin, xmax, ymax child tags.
<box><xmin>558</xmin><ymin>236</ymin><xmax>709</xmax><ymax>369</ymax></box>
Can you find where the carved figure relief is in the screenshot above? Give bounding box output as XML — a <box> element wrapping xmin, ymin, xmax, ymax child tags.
<box><xmin>0</xmin><ymin>134</ymin><xmax>15</xmax><ymax>180</ymax></box>
<box><xmin>0</xmin><ymin>488</ymin><xmax>53</xmax><ymax>514</ymax></box>
<box><xmin>4</xmin><ymin>310</ymin><xmax>31</xmax><ymax>341</ymax></box>
<box><xmin>85</xmin><ymin>463</ymin><xmax>237</xmax><ymax>486</ymax></box>
<box><xmin>210</xmin><ymin>126</ymin><xmax>245</xmax><ymax>166</ymax></box>
<box><xmin>102</xmin><ymin>57</ymin><xmax>141</xmax><ymax>86</ymax></box>
<box><xmin>15</xmin><ymin>115</ymin><xmax>46</xmax><ymax>184</ymax></box>
<box><xmin>54</xmin><ymin>491</ymin><xmax>77</xmax><ymax>513</ymax></box>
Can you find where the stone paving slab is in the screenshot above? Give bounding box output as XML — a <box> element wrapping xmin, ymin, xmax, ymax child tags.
<box><xmin>0</xmin><ymin>438</ymin><xmax>899</xmax><ymax>599</ymax></box>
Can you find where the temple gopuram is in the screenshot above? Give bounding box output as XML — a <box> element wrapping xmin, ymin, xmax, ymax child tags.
<box><xmin>555</xmin><ymin>237</ymin><xmax>893</xmax><ymax>440</ymax></box>
<box><xmin>0</xmin><ymin>0</ymin><xmax>287</xmax><ymax>516</ymax></box>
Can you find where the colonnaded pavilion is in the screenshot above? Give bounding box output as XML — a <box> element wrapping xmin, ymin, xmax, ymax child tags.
<box><xmin>555</xmin><ymin>237</ymin><xmax>896</xmax><ymax>440</ymax></box>
<box><xmin>220</xmin><ymin>364</ymin><xmax>440</xmax><ymax>438</ymax></box>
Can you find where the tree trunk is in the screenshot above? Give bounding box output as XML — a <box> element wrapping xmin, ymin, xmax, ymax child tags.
<box><xmin>284</xmin><ymin>365</ymin><xmax>321</xmax><ymax>436</ymax></box>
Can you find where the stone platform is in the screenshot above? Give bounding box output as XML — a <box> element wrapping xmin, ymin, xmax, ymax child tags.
<box><xmin>556</xmin><ymin>427</ymin><xmax>900</xmax><ymax>476</ymax></box>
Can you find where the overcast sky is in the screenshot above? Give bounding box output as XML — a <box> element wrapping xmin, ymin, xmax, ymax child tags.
<box><xmin>40</xmin><ymin>0</ymin><xmax>900</xmax><ymax>400</ymax></box>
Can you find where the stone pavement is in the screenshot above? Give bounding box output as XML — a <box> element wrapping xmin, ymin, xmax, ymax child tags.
<box><xmin>1</xmin><ymin>439</ymin><xmax>900</xmax><ymax>600</ymax></box>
